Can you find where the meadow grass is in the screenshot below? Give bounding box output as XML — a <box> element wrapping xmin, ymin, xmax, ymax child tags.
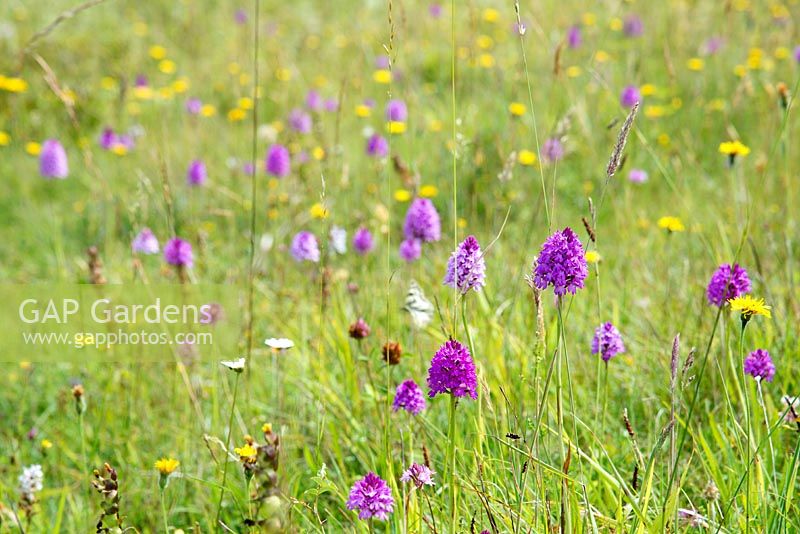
<box><xmin>0</xmin><ymin>0</ymin><xmax>799</xmax><ymax>532</ymax></box>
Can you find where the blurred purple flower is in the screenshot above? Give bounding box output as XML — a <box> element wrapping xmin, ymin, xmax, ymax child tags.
<box><xmin>234</xmin><ymin>8</ymin><xmax>248</xmax><ymax>25</ymax></box>
<box><xmin>628</xmin><ymin>169</ymin><xmax>648</xmax><ymax>183</ymax></box>
<box><xmin>393</xmin><ymin>380</ymin><xmax>426</xmax><ymax>415</ymax></box>
<box><xmin>542</xmin><ymin>138</ymin><xmax>564</xmax><ymax>162</ymax></box>
<box><xmin>306</xmin><ymin>90</ymin><xmax>322</xmax><ymax>111</ymax></box>
<box><xmin>403</xmin><ymin>198</ymin><xmax>441</xmax><ymax>242</ymax></box>
<box><xmin>375</xmin><ymin>55</ymin><xmax>391</xmax><ymax>69</ymax></box>
<box><xmin>385</xmin><ymin>99</ymin><xmax>408</xmax><ymax>122</ymax></box>
<box><xmin>132</xmin><ymin>228</ymin><xmax>159</xmax><ymax>254</ymax></box>
<box><xmin>591</xmin><ymin>322</ymin><xmax>626</xmax><ymax>362</ymax></box>
<box><xmin>567</xmin><ymin>25</ymin><xmax>582</xmax><ymax>48</ymax></box>
<box><xmin>185</xmin><ymin>98</ymin><xmax>202</xmax><ymax>115</ymax></box>
<box><xmin>99</xmin><ymin>128</ymin><xmax>117</xmax><ymax>150</ymax></box>
<box><xmin>288</xmin><ymin>108</ymin><xmax>312</xmax><ymax>134</ymax></box>
<box><xmin>186</xmin><ymin>159</ymin><xmax>207</xmax><ymax>186</ymax></box>
<box><xmin>703</xmin><ymin>37</ymin><xmax>724</xmax><ymax>55</ymax></box>
<box><xmin>620</xmin><ymin>85</ymin><xmax>641</xmax><ymax>108</ymax></box>
<box><xmin>290</xmin><ymin>231</ymin><xmax>320</xmax><ymax>263</ymax></box>
<box><xmin>399</xmin><ymin>238</ymin><xmax>421</xmax><ymax>262</ymax></box>
<box><xmin>323</xmin><ymin>98</ymin><xmax>339</xmax><ymax>112</ymax></box>
<box><xmin>400</xmin><ymin>463</ymin><xmax>435</xmax><ymax>488</ymax></box>
<box><xmin>353</xmin><ymin>227</ymin><xmax>374</xmax><ymax>255</ymax></box>
<box><xmin>39</xmin><ymin>139</ymin><xmax>69</xmax><ymax>179</ymax></box>
<box><xmin>429</xmin><ymin>3</ymin><xmax>443</xmax><ymax>18</ymax></box>
<box><xmin>366</xmin><ymin>134</ymin><xmax>389</xmax><ymax>158</ymax></box>
<box><xmin>265</xmin><ymin>144</ymin><xmax>291</xmax><ymax>177</ymax></box>
<box><xmin>623</xmin><ymin>15</ymin><xmax>643</xmax><ymax>37</ymax></box>
<box><xmin>164</xmin><ymin>238</ymin><xmax>193</xmax><ymax>267</ymax></box>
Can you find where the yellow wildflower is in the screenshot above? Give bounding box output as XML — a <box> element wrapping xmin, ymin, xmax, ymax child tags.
<box><xmin>355</xmin><ymin>105</ymin><xmax>371</xmax><ymax>118</ymax></box>
<box><xmin>227</xmin><ymin>108</ymin><xmax>246</xmax><ymax>122</ymax></box>
<box><xmin>234</xmin><ymin>444</ymin><xmax>258</xmax><ymax>463</ymax></box>
<box><xmin>386</xmin><ymin>121</ymin><xmax>406</xmax><ymax>134</ymax></box>
<box><xmin>148</xmin><ymin>45</ymin><xmax>166</xmax><ymax>60</ymax></box>
<box><xmin>687</xmin><ymin>57</ymin><xmax>705</xmax><ymax>71</ymax></box>
<box><xmin>0</xmin><ymin>131</ymin><xmax>9</xmax><ymax>146</ymax></box>
<box><xmin>309</xmin><ymin>202</ymin><xmax>329</xmax><ymax>219</ymax></box>
<box><xmin>508</xmin><ymin>102</ymin><xmax>526</xmax><ymax>117</ymax></box>
<box><xmin>518</xmin><ymin>150</ymin><xmax>537</xmax><ymax>166</ymax></box>
<box><xmin>419</xmin><ymin>185</ymin><xmax>439</xmax><ymax>198</ymax></box>
<box><xmin>728</xmin><ymin>295</ymin><xmax>772</xmax><ymax>320</ymax></box>
<box><xmin>25</xmin><ymin>142</ymin><xmax>41</xmax><ymax>156</ymax></box>
<box><xmin>158</xmin><ymin>59</ymin><xmax>176</xmax><ymax>74</ymax></box>
<box><xmin>482</xmin><ymin>8</ymin><xmax>499</xmax><ymax>22</ymax></box>
<box><xmin>373</xmin><ymin>69</ymin><xmax>392</xmax><ymax>84</ymax></box>
<box><xmin>657</xmin><ymin>216</ymin><xmax>685</xmax><ymax>233</ymax></box>
<box><xmin>719</xmin><ymin>141</ymin><xmax>750</xmax><ymax>158</ymax></box>
<box><xmin>394</xmin><ymin>189</ymin><xmax>412</xmax><ymax>202</ymax></box>
<box><xmin>585</xmin><ymin>250</ymin><xmax>601</xmax><ymax>264</ymax></box>
<box><xmin>41</xmin><ymin>439</ymin><xmax>53</xmax><ymax>450</ymax></box>
<box><xmin>154</xmin><ymin>458</ymin><xmax>180</xmax><ymax>475</ymax></box>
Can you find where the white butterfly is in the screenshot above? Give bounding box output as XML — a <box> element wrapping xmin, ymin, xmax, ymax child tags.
<box><xmin>403</xmin><ymin>280</ymin><xmax>434</xmax><ymax>329</ymax></box>
<box><xmin>265</xmin><ymin>338</ymin><xmax>294</xmax><ymax>351</ymax></box>
<box><xmin>220</xmin><ymin>357</ymin><xmax>246</xmax><ymax>372</ymax></box>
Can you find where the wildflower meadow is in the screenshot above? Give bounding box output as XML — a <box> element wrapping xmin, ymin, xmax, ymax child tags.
<box><xmin>2</xmin><ymin>0</ymin><xmax>800</xmax><ymax>532</ymax></box>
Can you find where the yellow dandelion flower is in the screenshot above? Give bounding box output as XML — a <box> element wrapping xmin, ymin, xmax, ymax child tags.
<box><xmin>478</xmin><ymin>53</ymin><xmax>496</xmax><ymax>68</ymax></box>
<box><xmin>566</xmin><ymin>66</ymin><xmax>582</xmax><ymax>78</ymax></box>
<box><xmin>110</xmin><ymin>144</ymin><xmax>128</xmax><ymax>156</ymax></box>
<box><xmin>154</xmin><ymin>458</ymin><xmax>180</xmax><ymax>475</ymax></box>
<box><xmin>200</xmin><ymin>104</ymin><xmax>216</xmax><ymax>117</ymax></box>
<box><xmin>275</xmin><ymin>67</ymin><xmax>292</xmax><ymax>81</ymax></box>
<box><xmin>158</xmin><ymin>86</ymin><xmax>173</xmax><ymax>99</ymax></box>
<box><xmin>747</xmin><ymin>55</ymin><xmax>762</xmax><ymax>70</ymax></box>
<box><xmin>657</xmin><ymin>216</ymin><xmax>685</xmax><ymax>233</ymax></box>
<box><xmin>227</xmin><ymin>108</ymin><xmax>246</xmax><ymax>122</ymax></box>
<box><xmin>262</xmin><ymin>423</ymin><xmax>273</xmax><ymax>434</ymax></box>
<box><xmin>100</xmin><ymin>76</ymin><xmax>118</xmax><ymax>90</ymax></box>
<box><xmin>148</xmin><ymin>45</ymin><xmax>166</xmax><ymax>60</ymax></box>
<box><xmin>172</xmin><ymin>77</ymin><xmax>190</xmax><ymax>93</ymax></box>
<box><xmin>733</xmin><ymin>64</ymin><xmax>748</xmax><ymax>77</ymax></box>
<box><xmin>386</xmin><ymin>121</ymin><xmax>406</xmax><ymax>134</ymax></box>
<box><xmin>477</xmin><ymin>35</ymin><xmax>494</xmax><ymax>49</ymax></box>
<box><xmin>508</xmin><ymin>102</ymin><xmax>526</xmax><ymax>116</ymax></box>
<box><xmin>158</xmin><ymin>59</ymin><xmax>176</xmax><ymax>74</ymax></box>
<box><xmin>419</xmin><ymin>185</ymin><xmax>439</xmax><ymax>198</ymax></box>
<box><xmin>671</xmin><ymin>97</ymin><xmax>683</xmax><ymax>109</ymax></box>
<box><xmin>582</xmin><ymin>12</ymin><xmax>596</xmax><ymax>26</ymax></box>
<box><xmin>657</xmin><ymin>133</ymin><xmax>671</xmax><ymax>146</ymax></box>
<box><xmin>774</xmin><ymin>46</ymin><xmax>790</xmax><ymax>60</ymax></box>
<box><xmin>0</xmin><ymin>131</ymin><xmax>9</xmax><ymax>146</ymax></box>
<box><xmin>355</xmin><ymin>104</ymin><xmax>371</xmax><ymax>118</ymax></box>
<box><xmin>483</xmin><ymin>8</ymin><xmax>499</xmax><ymax>22</ymax></box>
<box><xmin>267</xmin><ymin>208</ymin><xmax>279</xmax><ymax>220</ymax></box>
<box><xmin>1</xmin><ymin>77</ymin><xmax>28</xmax><ymax>93</ymax></box>
<box><xmin>373</xmin><ymin>69</ymin><xmax>392</xmax><ymax>84</ymax></box>
<box><xmin>518</xmin><ymin>150</ymin><xmax>537</xmax><ymax>166</ymax></box>
<box><xmin>310</xmin><ymin>202</ymin><xmax>329</xmax><ymax>219</ymax></box>
<box><xmin>687</xmin><ymin>57</ymin><xmax>705</xmax><ymax>71</ymax></box>
<box><xmin>25</xmin><ymin>142</ymin><xmax>41</xmax><ymax>156</ymax></box>
<box><xmin>458</xmin><ymin>217</ymin><xmax>467</xmax><ymax>229</ymax></box>
<box><xmin>306</xmin><ymin>34</ymin><xmax>320</xmax><ymax>50</ymax></box>
<box><xmin>644</xmin><ymin>105</ymin><xmax>666</xmax><ymax>118</ymax></box>
<box><xmin>41</xmin><ymin>439</ymin><xmax>53</xmax><ymax>450</ymax></box>
<box><xmin>312</xmin><ymin>146</ymin><xmax>325</xmax><ymax>160</ymax></box>
<box><xmin>719</xmin><ymin>140</ymin><xmax>750</xmax><ymax>157</ymax></box>
<box><xmin>394</xmin><ymin>190</ymin><xmax>412</xmax><ymax>202</ymax></box>
<box><xmin>728</xmin><ymin>295</ymin><xmax>771</xmax><ymax>320</ymax></box>
<box><xmin>595</xmin><ymin>50</ymin><xmax>610</xmax><ymax>63</ymax></box>
<box><xmin>234</xmin><ymin>444</ymin><xmax>258</xmax><ymax>462</ymax></box>
<box><xmin>585</xmin><ymin>250</ymin><xmax>601</xmax><ymax>264</ymax></box>
<box><xmin>133</xmin><ymin>86</ymin><xmax>154</xmax><ymax>100</ymax></box>
<box><xmin>708</xmin><ymin>98</ymin><xmax>725</xmax><ymax>111</ymax></box>
<box><xmin>609</xmin><ymin>17</ymin><xmax>623</xmax><ymax>31</ymax></box>
<box><xmin>428</xmin><ymin>119</ymin><xmax>443</xmax><ymax>132</ymax></box>
<box><xmin>238</xmin><ymin>97</ymin><xmax>253</xmax><ymax>110</ymax></box>
<box><xmin>640</xmin><ymin>83</ymin><xmax>657</xmax><ymax>96</ymax></box>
